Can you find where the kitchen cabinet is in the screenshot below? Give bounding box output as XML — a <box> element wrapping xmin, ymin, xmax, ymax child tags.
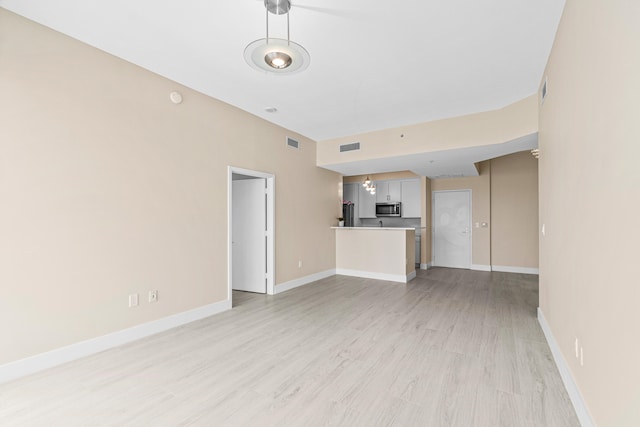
<box><xmin>343</xmin><ymin>183</ymin><xmax>358</xmax><ymax>205</ymax></box>
<box><xmin>355</xmin><ymin>177</ymin><xmax>420</xmax><ymax>219</ymax></box>
<box><xmin>401</xmin><ymin>179</ymin><xmax>421</xmax><ymax>218</ymax></box>
<box><xmin>358</xmin><ymin>184</ymin><xmax>376</xmax><ymax>218</ymax></box>
<box><xmin>376</xmin><ymin>181</ymin><xmax>402</xmax><ymax>203</ymax></box>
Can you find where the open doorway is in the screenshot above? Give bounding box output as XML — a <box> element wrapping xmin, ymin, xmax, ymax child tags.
<box><xmin>227</xmin><ymin>167</ymin><xmax>275</xmax><ymax>305</ymax></box>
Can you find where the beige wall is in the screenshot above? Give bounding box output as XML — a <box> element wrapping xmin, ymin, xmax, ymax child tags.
<box><xmin>0</xmin><ymin>10</ymin><xmax>340</xmax><ymax>365</ymax></box>
<box><xmin>431</xmin><ymin>162</ymin><xmax>492</xmax><ymax>267</ymax></box>
<box><xmin>490</xmin><ymin>151</ymin><xmax>539</xmax><ymax>268</ymax></box>
<box><xmin>429</xmin><ymin>154</ymin><xmax>539</xmax><ymax>270</ymax></box>
<box><xmin>538</xmin><ymin>1</ymin><xmax>640</xmax><ymax>425</ymax></box>
<box><xmin>317</xmin><ymin>96</ymin><xmax>538</xmax><ymax>167</ymax></box>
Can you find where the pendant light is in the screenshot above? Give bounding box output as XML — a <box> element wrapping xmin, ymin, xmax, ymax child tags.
<box><xmin>363</xmin><ymin>176</ymin><xmax>376</xmax><ymax>194</ymax></box>
<box><xmin>244</xmin><ymin>0</ymin><xmax>310</xmax><ymax>75</ymax></box>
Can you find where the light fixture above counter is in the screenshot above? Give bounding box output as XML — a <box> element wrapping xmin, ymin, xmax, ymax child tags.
<box><xmin>362</xmin><ymin>175</ymin><xmax>376</xmax><ymax>194</ymax></box>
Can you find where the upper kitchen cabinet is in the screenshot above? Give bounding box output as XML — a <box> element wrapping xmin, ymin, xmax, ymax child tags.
<box><xmin>358</xmin><ymin>184</ymin><xmax>376</xmax><ymax>218</ymax></box>
<box><xmin>401</xmin><ymin>179</ymin><xmax>421</xmax><ymax>218</ymax></box>
<box><xmin>343</xmin><ymin>183</ymin><xmax>358</xmax><ymax>205</ymax></box>
<box><xmin>376</xmin><ymin>181</ymin><xmax>402</xmax><ymax>203</ymax></box>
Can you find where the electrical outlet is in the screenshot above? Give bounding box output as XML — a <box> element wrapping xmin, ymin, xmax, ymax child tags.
<box><xmin>575</xmin><ymin>338</ymin><xmax>579</xmax><ymax>358</ymax></box>
<box><xmin>148</xmin><ymin>290</ymin><xmax>158</xmax><ymax>303</ymax></box>
<box><xmin>298</xmin><ymin>260</ymin><xmax>302</xmax><ymax>268</ymax></box>
<box><xmin>128</xmin><ymin>293</ymin><xmax>139</xmax><ymax>307</ymax></box>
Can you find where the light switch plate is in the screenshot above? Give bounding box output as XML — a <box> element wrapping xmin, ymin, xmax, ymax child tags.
<box><xmin>129</xmin><ymin>294</ymin><xmax>139</xmax><ymax>307</ymax></box>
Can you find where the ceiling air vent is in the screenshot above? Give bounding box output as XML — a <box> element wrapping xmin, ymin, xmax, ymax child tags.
<box><xmin>340</xmin><ymin>142</ymin><xmax>360</xmax><ymax>152</ymax></box>
<box><xmin>286</xmin><ymin>137</ymin><xmax>299</xmax><ymax>149</ymax></box>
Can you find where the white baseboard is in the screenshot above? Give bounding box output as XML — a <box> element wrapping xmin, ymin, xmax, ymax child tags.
<box><xmin>407</xmin><ymin>270</ymin><xmax>417</xmax><ymax>281</ymax></box>
<box><xmin>471</xmin><ymin>264</ymin><xmax>492</xmax><ymax>271</ymax></box>
<box><xmin>0</xmin><ymin>298</ymin><xmax>231</xmax><ymax>385</ymax></box>
<box><xmin>492</xmin><ymin>265</ymin><xmax>539</xmax><ymax>275</ymax></box>
<box><xmin>420</xmin><ymin>263</ymin><xmax>431</xmax><ymax>270</ymax></box>
<box><xmin>538</xmin><ymin>307</ymin><xmax>595</xmax><ymax>427</ymax></box>
<box><xmin>336</xmin><ymin>268</ymin><xmax>412</xmax><ymax>283</ymax></box>
<box><xmin>275</xmin><ymin>269</ymin><xmax>336</xmax><ymax>294</ymax></box>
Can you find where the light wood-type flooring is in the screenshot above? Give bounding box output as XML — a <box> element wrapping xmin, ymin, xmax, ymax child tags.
<box><xmin>0</xmin><ymin>269</ymin><xmax>580</xmax><ymax>426</ymax></box>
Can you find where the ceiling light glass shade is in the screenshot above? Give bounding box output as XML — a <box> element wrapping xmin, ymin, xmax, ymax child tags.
<box><xmin>244</xmin><ymin>38</ymin><xmax>310</xmax><ymax>75</ymax></box>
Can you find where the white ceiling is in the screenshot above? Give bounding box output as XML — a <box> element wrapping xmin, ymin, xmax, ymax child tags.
<box><xmin>0</xmin><ymin>0</ymin><xmax>565</xmax><ymax>144</ymax></box>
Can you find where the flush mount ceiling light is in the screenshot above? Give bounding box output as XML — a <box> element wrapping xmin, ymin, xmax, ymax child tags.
<box><xmin>244</xmin><ymin>0</ymin><xmax>310</xmax><ymax>75</ymax></box>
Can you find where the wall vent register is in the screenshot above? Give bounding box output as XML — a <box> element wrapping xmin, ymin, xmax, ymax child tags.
<box><xmin>340</xmin><ymin>142</ymin><xmax>360</xmax><ymax>152</ymax></box>
<box><xmin>286</xmin><ymin>137</ymin><xmax>299</xmax><ymax>149</ymax></box>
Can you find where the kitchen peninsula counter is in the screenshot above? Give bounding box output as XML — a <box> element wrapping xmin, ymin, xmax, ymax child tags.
<box><xmin>332</xmin><ymin>227</ymin><xmax>416</xmax><ymax>283</ymax></box>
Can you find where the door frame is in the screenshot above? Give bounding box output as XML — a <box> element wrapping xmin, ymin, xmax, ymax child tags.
<box><xmin>431</xmin><ymin>189</ymin><xmax>472</xmax><ymax>268</ymax></box>
<box><xmin>228</xmin><ymin>166</ymin><xmax>275</xmax><ymax>301</ymax></box>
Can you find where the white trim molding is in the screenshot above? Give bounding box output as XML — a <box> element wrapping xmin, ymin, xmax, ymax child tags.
<box><xmin>538</xmin><ymin>307</ymin><xmax>595</xmax><ymax>427</ymax></box>
<box><xmin>336</xmin><ymin>268</ymin><xmax>414</xmax><ymax>283</ymax></box>
<box><xmin>0</xmin><ymin>299</ymin><xmax>231</xmax><ymax>385</ymax></box>
<box><xmin>275</xmin><ymin>269</ymin><xmax>336</xmax><ymax>294</ymax></box>
<box><xmin>471</xmin><ymin>264</ymin><xmax>492</xmax><ymax>271</ymax></box>
<box><xmin>420</xmin><ymin>263</ymin><xmax>431</xmax><ymax>270</ymax></box>
<box><xmin>492</xmin><ymin>265</ymin><xmax>539</xmax><ymax>275</ymax></box>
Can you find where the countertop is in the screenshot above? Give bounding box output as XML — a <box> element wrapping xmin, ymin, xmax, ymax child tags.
<box><xmin>331</xmin><ymin>226</ymin><xmax>417</xmax><ymax>231</ymax></box>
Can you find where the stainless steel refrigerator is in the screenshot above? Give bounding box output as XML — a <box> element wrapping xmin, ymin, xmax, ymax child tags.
<box><xmin>342</xmin><ymin>203</ymin><xmax>355</xmax><ymax>227</ymax></box>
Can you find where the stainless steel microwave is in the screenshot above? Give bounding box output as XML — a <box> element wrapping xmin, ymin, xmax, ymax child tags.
<box><xmin>376</xmin><ymin>202</ymin><xmax>401</xmax><ymax>217</ymax></box>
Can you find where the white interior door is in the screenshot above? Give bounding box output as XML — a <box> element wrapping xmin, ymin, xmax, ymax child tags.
<box><xmin>232</xmin><ymin>178</ymin><xmax>266</xmax><ymax>293</ymax></box>
<box><xmin>432</xmin><ymin>190</ymin><xmax>471</xmax><ymax>269</ymax></box>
